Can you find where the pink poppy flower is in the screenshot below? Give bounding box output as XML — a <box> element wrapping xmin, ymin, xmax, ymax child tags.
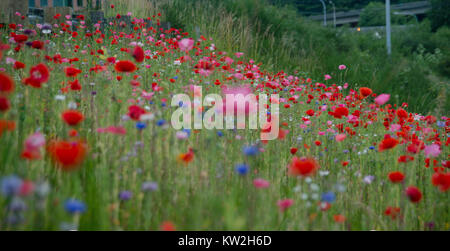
<box><xmin>375</xmin><ymin>94</ymin><xmax>390</xmax><ymax>106</ymax></box>
<box><xmin>390</xmin><ymin>124</ymin><xmax>401</xmax><ymax>132</ymax></box>
<box><xmin>424</xmin><ymin>144</ymin><xmax>441</xmax><ymax>158</ymax></box>
<box><xmin>253</xmin><ymin>178</ymin><xmax>270</xmax><ymax>189</ymax></box>
<box><xmin>336</xmin><ymin>134</ymin><xmax>346</xmax><ymax>142</ymax></box>
<box><xmin>178</xmin><ymin>38</ymin><xmax>194</xmax><ymax>52</ymax></box>
<box><xmin>277</xmin><ymin>199</ymin><xmax>294</xmax><ymax>212</ymax></box>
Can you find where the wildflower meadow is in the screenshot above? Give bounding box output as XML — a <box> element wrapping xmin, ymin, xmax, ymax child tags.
<box><xmin>0</xmin><ymin>2</ymin><xmax>449</xmax><ymax>231</ymax></box>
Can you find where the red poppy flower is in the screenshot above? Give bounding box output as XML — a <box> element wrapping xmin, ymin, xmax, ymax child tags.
<box><xmin>178</xmin><ymin>148</ymin><xmax>195</xmax><ymax>164</ymax></box>
<box><xmin>69</xmin><ymin>129</ymin><xmax>78</xmax><ymax>137</ymax></box>
<box><xmin>288</xmin><ymin>157</ymin><xmax>319</xmax><ymax>177</ymax></box>
<box><xmin>388</xmin><ymin>171</ymin><xmax>405</xmax><ymax>183</ymax></box>
<box><xmin>384</xmin><ymin>206</ymin><xmax>401</xmax><ymax>220</ymax></box>
<box><xmin>128</xmin><ymin>105</ymin><xmax>146</xmax><ymax>120</ymax></box>
<box><xmin>359</xmin><ymin>87</ymin><xmax>372</xmax><ymax>98</ymax></box>
<box><xmin>107</xmin><ymin>57</ymin><xmax>116</xmax><ymax>64</ymax></box>
<box><xmin>47</xmin><ymin>140</ymin><xmax>87</xmax><ymax>170</ymax></box>
<box><xmin>64</xmin><ymin>67</ymin><xmax>82</xmax><ymax>77</ymax></box>
<box><xmin>160</xmin><ymin>221</ymin><xmax>176</xmax><ymax>231</ymax></box>
<box><xmin>333</xmin><ymin>214</ymin><xmax>346</xmax><ymax>223</ymax></box>
<box><xmin>61</xmin><ymin>110</ymin><xmax>84</xmax><ymax>126</ymax></box>
<box><xmin>13</xmin><ymin>34</ymin><xmax>28</xmax><ymax>43</ymax></box>
<box><xmin>131</xmin><ymin>45</ymin><xmax>145</xmax><ymax>63</ymax></box>
<box><xmin>398</xmin><ymin>155</ymin><xmax>414</xmax><ymax>163</ymax></box>
<box><xmin>31</xmin><ymin>40</ymin><xmax>44</xmax><ymax>50</ymax></box>
<box><xmin>306</xmin><ymin>109</ymin><xmax>315</xmax><ymax>116</ymax></box>
<box><xmin>405</xmin><ymin>186</ymin><xmax>422</xmax><ymax>203</ymax></box>
<box><xmin>290</xmin><ymin>147</ymin><xmax>298</xmax><ymax>155</ymax></box>
<box><xmin>13</xmin><ymin>61</ymin><xmax>25</xmax><ymax>69</ymax></box>
<box><xmin>396</xmin><ymin>108</ymin><xmax>408</xmax><ymax>119</ymax></box>
<box><xmin>406</xmin><ymin>140</ymin><xmax>425</xmax><ymax>154</ymax></box>
<box><xmin>0</xmin><ymin>96</ymin><xmax>10</xmax><ymax>112</ymax></box>
<box><xmin>329</xmin><ymin>106</ymin><xmax>348</xmax><ymax>119</ymax></box>
<box><xmin>130</xmin><ymin>80</ymin><xmax>140</xmax><ymax>87</ymax></box>
<box><xmin>21</xmin><ymin>149</ymin><xmax>41</xmax><ymax>160</ymax></box>
<box><xmin>194</xmin><ymin>60</ymin><xmax>214</xmax><ymax>71</ymax></box>
<box><xmin>0</xmin><ymin>119</ymin><xmax>15</xmax><ymax>136</ymax></box>
<box><xmin>69</xmin><ymin>79</ymin><xmax>82</xmax><ymax>91</ymax></box>
<box><xmin>115</xmin><ymin>60</ymin><xmax>137</xmax><ymax>73</ymax></box>
<box><xmin>424</xmin><ymin>115</ymin><xmax>437</xmax><ymax>125</ymax></box>
<box><xmin>23</xmin><ymin>63</ymin><xmax>50</xmax><ymax>88</ymax></box>
<box><xmin>0</xmin><ymin>72</ymin><xmax>15</xmax><ymax>94</ymax></box>
<box><xmin>431</xmin><ymin>172</ymin><xmax>450</xmax><ymax>192</ymax></box>
<box><xmin>379</xmin><ymin>137</ymin><xmax>399</xmax><ymax>151</ymax></box>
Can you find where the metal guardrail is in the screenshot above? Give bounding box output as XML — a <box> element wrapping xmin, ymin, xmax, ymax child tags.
<box><xmin>310</xmin><ymin>1</ymin><xmax>431</xmax><ymax>24</ymax></box>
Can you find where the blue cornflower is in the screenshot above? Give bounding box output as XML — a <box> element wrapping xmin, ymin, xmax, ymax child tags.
<box><xmin>0</xmin><ymin>175</ymin><xmax>23</xmax><ymax>197</ymax></box>
<box><xmin>369</xmin><ymin>146</ymin><xmax>375</xmax><ymax>150</ymax></box>
<box><xmin>321</xmin><ymin>191</ymin><xmax>336</xmax><ymax>203</ymax></box>
<box><xmin>161</xmin><ymin>103</ymin><xmax>166</xmax><ymax>107</ymax></box>
<box><xmin>156</xmin><ymin>119</ymin><xmax>166</xmax><ymax>126</ymax></box>
<box><xmin>64</xmin><ymin>199</ymin><xmax>86</xmax><ymax>214</ymax></box>
<box><xmin>178</xmin><ymin>101</ymin><xmax>183</xmax><ymax>107</ymax></box>
<box><xmin>242</xmin><ymin>145</ymin><xmax>259</xmax><ymax>156</ymax></box>
<box><xmin>136</xmin><ymin>122</ymin><xmax>147</xmax><ymax>130</ymax></box>
<box><xmin>235</xmin><ymin>164</ymin><xmax>249</xmax><ymax>175</ymax></box>
<box><xmin>437</xmin><ymin>121</ymin><xmax>445</xmax><ymax>128</ymax></box>
<box><xmin>217</xmin><ymin>131</ymin><xmax>224</xmax><ymax>137</ymax></box>
<box><xmin>182</xmin><ymin>129</ymin><xmax>191</xmax><ymax>136</ymax></box>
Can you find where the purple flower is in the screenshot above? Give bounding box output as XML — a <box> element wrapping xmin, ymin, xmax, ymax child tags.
<box><xmin>119</xmin><ymin>190</ymin><xmax>133</xmax><ymax>201</ymax></box>
<box><xmin>23</xmin><ymin>29</ymin><xmax>37</xmax><ymax>36</ymax></box>
<box><xmin>1</xmin><ymin>175</ymin><xmax>23</xmax><ymax>197</ymax></box>
<box><xmin>141</xmin><ymin>182</ymin><xmax>158</xmax><ymax>192</ymax></box>
<box><xmin>363</xmin><ymin>175</ymin><xmax>375</xmax><ymax>184</ymax></box>
<box><xmin>9</xmin><ymin>197</ymin><xmax>27</xmax><ymax>212</ymax></box>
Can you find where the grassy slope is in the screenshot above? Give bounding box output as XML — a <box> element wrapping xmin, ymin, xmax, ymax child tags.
<box><xmin>111</xmin><ymin>0</ymin><xmax>449</xmax><ymax>115</ymax></box>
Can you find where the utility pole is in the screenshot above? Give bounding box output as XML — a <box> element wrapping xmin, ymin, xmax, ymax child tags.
<box><xmin>386</xmin><ymin>0</ymin><xmax>392</xmax><ymax>56</ymax></box>
<box><xmin>329</xmin><ymin>1</ymin><xmax>336</xmax><ymax>28</ymax></box>
<box><xmin>319</xmin><ymin>0</ymin><xmax>327</xmax><ymax>26</ymax></box>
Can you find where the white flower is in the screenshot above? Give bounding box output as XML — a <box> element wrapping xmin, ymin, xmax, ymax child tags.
<box><xmin>55</xmin><ymin>95</ymin><xmax>66</xmax><ymax>101</ymax></box>
<box><xmin>310</xmin><ymin>183</ymin><xmax>319</xmax><ymax>191</ymax></box>
<box><xmin>140</xmin><ymin>113</ymin><xmax>154</xmax><ymax>121</ymax></box>
<box><xmin>68</xmin><ymin>102</ymin><xmax>77</xmax><ymax>109</ymax></box>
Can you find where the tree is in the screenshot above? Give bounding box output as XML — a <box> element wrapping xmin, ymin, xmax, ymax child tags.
<box><xmin>430</xmin><ymin>0</ymin><xmax>450</xmax><ymax>31</ymax></box>
<box><xmin>359</xmin><ymin>2</ymin><xmax>386</xmax><ymax>26</ymax></box>
<box><xmin>358</xmin><ymin>2</ymin><xmax>410</xmax><ymax>27</ymax></box>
